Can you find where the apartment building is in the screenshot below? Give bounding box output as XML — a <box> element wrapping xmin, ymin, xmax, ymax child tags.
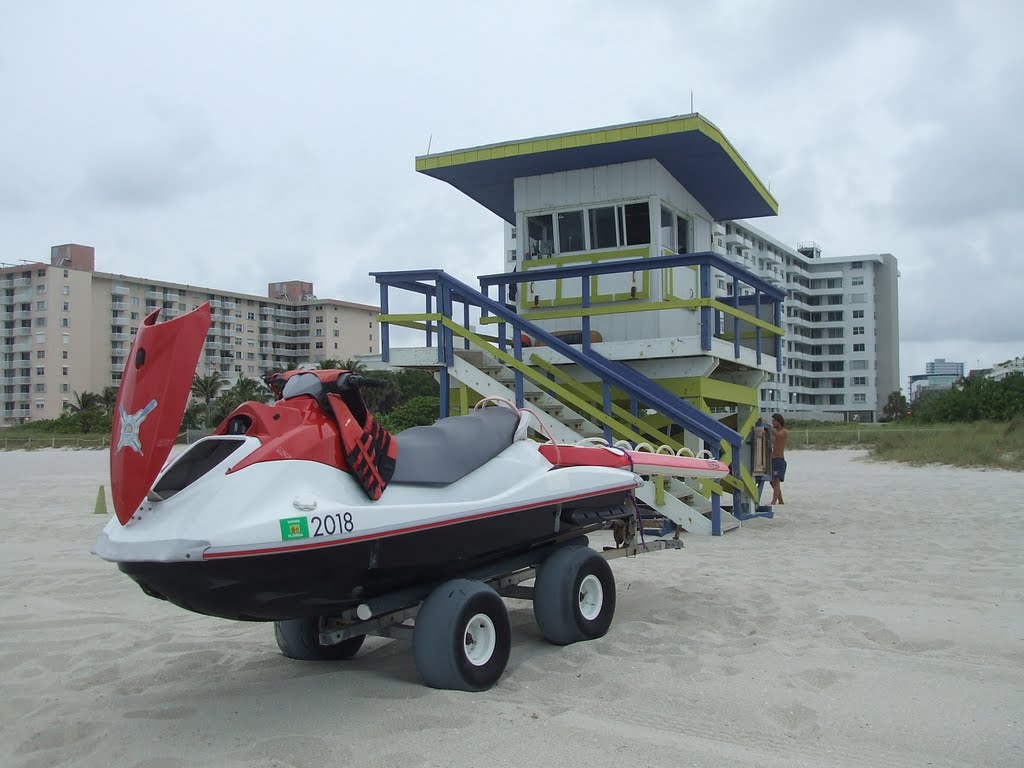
<box><xmin>1</xmin><ymin>244</ymin><xmax>379</xmax><ymax>425</ymax></box>
<box><xmin>712</xmin><ymin>221</ymin><xmax>900</xmax><ymax>422</ymax></box>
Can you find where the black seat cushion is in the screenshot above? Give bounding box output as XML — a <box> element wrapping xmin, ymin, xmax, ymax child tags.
<box><xmin>391</xmin><ymin>407</ymin><xmax>521</xmax><ymax>485</ymax></box>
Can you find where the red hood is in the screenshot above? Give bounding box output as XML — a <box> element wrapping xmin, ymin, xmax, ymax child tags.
<box><xmin>110</xmin><ymin>304</ymin><xmax>211</xmax><ymax>524</ymax></box>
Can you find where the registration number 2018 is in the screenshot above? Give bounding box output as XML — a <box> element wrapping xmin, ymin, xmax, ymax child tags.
<box><xmin>310</xmin><ymin>513</ymin><xmax>355</xmax><ymax>537</ymax></box>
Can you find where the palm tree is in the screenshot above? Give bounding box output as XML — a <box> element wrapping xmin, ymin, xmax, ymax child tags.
<box><xmin>100</xmin><ymin>386</ymin><xmax>119</xmax><ymax>416</ymax></box>
<box><xmin>341</xmin><ymin>357</ymin><xmax>366</xmax><ymax>375</ymax></box>
<box><xmin>228</xmin><ymin>374</ymin><xmax>271</xmax><ymax>404</ymax></box>
<box><xmin>191</xmin><ymin>371</ymin><xmax>227</xmax><ymax>427</ymax></box>
<box><xmin>317</xmin><ymin>358</ymin><xmax>342</xmax><ymax>370</ymax></box>
<box><xmin>66</xmin><ymin>390</ymin><xmax>104</xmax><ymax>413</ymax></box>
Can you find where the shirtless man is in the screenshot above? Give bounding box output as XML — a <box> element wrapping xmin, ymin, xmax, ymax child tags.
<box><xmin>769</xmin><ymin>413</ymin><xmax>788</xmax><ymax>505</ymax></box>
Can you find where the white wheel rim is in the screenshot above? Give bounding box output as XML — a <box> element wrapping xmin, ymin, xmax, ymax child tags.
<box><xmin>578</xmin><ymin>574</ymin><xmax>604</xmax><ymax>621</ymax></box>
<box><xmin>463</xmin><ymin>613</ymin><xmax>496</xmax><ymax>666</ymax></box>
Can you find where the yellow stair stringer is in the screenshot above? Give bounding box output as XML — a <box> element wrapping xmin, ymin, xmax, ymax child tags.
<box><xmin>441</xmin><ymin>319</ymin><xmax>654</xmax><ymax>448</ymax></box>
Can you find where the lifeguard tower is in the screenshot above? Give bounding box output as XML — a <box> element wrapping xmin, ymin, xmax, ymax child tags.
<box><xmin>372</xmin><ymin>114</ymin><xmax>785</xmax><ymax>534</ymax></box>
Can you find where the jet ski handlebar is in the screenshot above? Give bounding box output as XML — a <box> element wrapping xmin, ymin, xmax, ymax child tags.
<box><xmin>340</xmin><ymin>374</ymin><xmax>389</xmax><ymax>390</ymax></box>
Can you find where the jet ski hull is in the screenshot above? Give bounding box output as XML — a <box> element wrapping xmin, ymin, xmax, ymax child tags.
<box><xmin>116</xmin><ymin>486</ymin><xmax>632</xmax><ymax>621</ymax></box>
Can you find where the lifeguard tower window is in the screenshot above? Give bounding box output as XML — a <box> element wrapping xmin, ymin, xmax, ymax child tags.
<box><xmin>527</xmin><ymin>214</ymin><xmax>554</xmax><ymax>258</ymax></box>
<box><xmin>557</xmin><ymin>211</ymin><xmax>585</xmax><ymax>253</ymax></box>
<box><xmin>621</xmin><ymin>203</ymin><xmax>651</xmax><ymax>246</ymax></box>
<box><xmin>660</xmin><ymin>206</ymin><xmax>691</xmax><ymax>253</ymax></box>
<box><xmin>589</xmin><ymin>206</ymin><xmax>618</xmax><ymax>249</ymax></box>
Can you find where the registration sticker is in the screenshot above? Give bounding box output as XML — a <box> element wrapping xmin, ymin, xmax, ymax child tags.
<box><xmin>279</xmin><ymin>517</ymin><xmax>309</xmax><ymax>541</ymax></box>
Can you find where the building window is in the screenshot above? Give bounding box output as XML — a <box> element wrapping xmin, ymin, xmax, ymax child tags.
<box><xmin>34</xmin><ymin>317</ymin><xmax>46</xmax><ymax>327</ymax></box>
<box><xmin>61</xmin><ymin>318</ymin><xmax>69</xmax><ymax>328</ymax></box>
<box><xmin>61</xmin><ymin>383</ymin><xmax>70</xmax><ymax>393</ymax></box>
<box><xmin>621</xmin><ymin>202</ymin><xmax>651</xmax><ymax>246</ymax></box>
<box><xmin>852</xmin><ymin>276</ymin><xmax>864</xmax><ymax>286</ymax></box>
<box><xmin>853</xmin><ymin>343</ymin><xmax>866</xmax><ymax>351</ymax></box>
<box><xmin>131</xmin><ymin>297</ymin><xmax>139</xmax><ymax>305</ymax></box>
<box><xmin>315</xmin><ymin>329</ymin><xmax>323</xmax><ymax>337</ymax></box>
<box><xmin>850</xmin><ymin>293</ymin><xmax>866</xmax><ymax>303</ymax></box>
<box><xmin>62</xmin><ymin>286</ymin><xmax>70</xmax><ymax>295</ymax></box>
<box><xmin>62</xmin><ymin>301</ymin><xmax>69</xmax><ymax>311</ymax></box>
<box><xmin>333</xmin><ymin>329</ymin><xmax>340</xmax><ymax>337</ymax></box>
<box><xmin>36</xmin><ymin>283</ymin><xmax>46</xmax><ymax>293</ymax></box>
<box><xmin>852</xmin><ymin>376</ymin><xmax>867</xmax><ymax>386</ymax></box>
<box><xmin>853</xmin><ymin>309</ymin><xmax>864</xmax><ymax>319</ymax></box>
<box><xmin>851</xmin><ymin>360</ymin><xmax>869</xmax><ymax>370</ymax></box>
<box><xmin>315</xmin><ymin>315</ymin><xmax>324</xmax><ymax>324</ymax></box>
<box><xmin>34</xmin><ymin>383</ymin><xmax>46</xmax><ymax>393</ymax></box>
<box><xmin>35</xmin><ymin>366</ymin><xmax>44</xmax><ymax>376</ymax></box>
<box><xmin>247</xmin><ymin>312</ymin><xmax>255</xmax><ymax>320</ymax></box>
<box><xmin>35</xmin><ymin>333</ymin><xmax>45</xmax><ymax>343</ymax></box>
<box><xmin>853</xmin><ymin>393</ymin><xmax>867</xmax><ymax>403</ymax></box>
<box><xmin>62</xmin><ymin>333</ymin><xmax>70</xmax><ymax>345</ymax></box>
<box><xmin>853</xmin><ymin>326</ymin><xmax>864</xmax><ymax>335</ymax></box>
<box><xmin>852</xmin><ymin>261</ymin><xmax>864</xmax><ymax>269</ymax></box>
<box><xmin>62</xmin><ymin>350</ymin><xmax>68</xmax><ymax>360</ymax></box>
<box><xmin>315</xmin><ymin>341</ymin><xmax>324</xmax><ymax>349</ymax></box>
<box><xmin>36</xmin><ymin>301</ymin><xmax>47</xmax><ymax>311</ymax></box>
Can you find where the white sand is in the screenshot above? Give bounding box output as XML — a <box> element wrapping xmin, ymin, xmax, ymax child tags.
<box><xmin>1</xmin><ymin>448</ymin><xmax>1022</xmax><ymax>768</ymax></box>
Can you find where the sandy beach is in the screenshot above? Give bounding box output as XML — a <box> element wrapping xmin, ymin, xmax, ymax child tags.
<box><xmin>1</xmin><ymin>448</ymin><xmax>1021</xmax><ymax>768</ymax></box>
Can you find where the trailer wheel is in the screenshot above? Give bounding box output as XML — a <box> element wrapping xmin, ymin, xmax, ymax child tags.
<box><xmin>533</xmin><ymin>546</ymin><xmax>616</xmax><ymax>645</ymax></box>
<box><xmin>412</xmin><ymin>579</ymin><xmax>511</xmax><ymax>691</ymax></box>
<box><xmin>274</xmin><ymin>617</ymin><xmax>365</xmax><ymax>661</ymax></box>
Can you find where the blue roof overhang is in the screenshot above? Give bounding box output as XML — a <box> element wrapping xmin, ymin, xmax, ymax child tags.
<box><xmin>415</xmin><ymin>115</ymin><xmax>778</xmax><ymax>224</ymax></box>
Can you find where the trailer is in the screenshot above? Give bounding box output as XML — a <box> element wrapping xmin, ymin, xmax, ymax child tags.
<box><xmin>274</xmin><ymin>515</ymin><xmax>681</xmax><ymax>691</ymax></box>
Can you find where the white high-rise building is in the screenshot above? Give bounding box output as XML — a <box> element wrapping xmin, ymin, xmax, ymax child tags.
<box><xmin>1</xmin><ymin>244</ymin><xmax>380</xmax><ymax>426</ymax></box>
<box><xmin>712</xmin><ymin>221</ymin><xmax>900</xmax><ymax>422</ymax></box>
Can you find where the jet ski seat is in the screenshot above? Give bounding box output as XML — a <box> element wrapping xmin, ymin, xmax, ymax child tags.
<box><xmin>391</xmin><ymin>406</ymin><xmax>521</xmax><ymax>486</ymax></box>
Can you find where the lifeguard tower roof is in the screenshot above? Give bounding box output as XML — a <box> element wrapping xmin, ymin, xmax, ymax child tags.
<box><xmin>416</xmin><ymin>114</ymin><xmax>778</xmax><ymax>223</ymax></box>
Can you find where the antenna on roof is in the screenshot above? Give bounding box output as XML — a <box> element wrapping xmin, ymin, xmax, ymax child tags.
<box><xmin>690</xmin><ymin>90</ymin><xmax>694</xmax><ymax>113</ymax></box>
<box><xmin>426</xmin><ymin>133</ymin><xmax>432</xmax><ymax>155</ymax></box>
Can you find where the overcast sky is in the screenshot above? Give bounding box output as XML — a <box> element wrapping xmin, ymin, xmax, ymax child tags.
<box><xmin>2</xmin><ymin>0</ymin><xmax>1021</xmax><ymax>385</ymax></box>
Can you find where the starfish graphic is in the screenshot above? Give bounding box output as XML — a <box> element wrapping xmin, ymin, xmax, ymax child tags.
<box><xmin>117</xmin><ymin>399</ymin><xmax>158</xmax><ymax>455</ymax></box>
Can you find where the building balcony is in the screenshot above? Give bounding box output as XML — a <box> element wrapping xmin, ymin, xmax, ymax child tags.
<box><xmin>12</xmin><ymin>310</ymin><xmax>31</xmax><ymax>320</ymax></box>
<box><xmin>14</xmin><ymin>326</ymin><xmax>31</xmax><ymax>337</ymax></box>
<box><xmin>14</xmin><ymin>392</ymin><xmax>30</xmax><ymax>401</ymax></box>
<box><xmin>112</xmin><ymin>285</ymin><xmax>130</xmax><ymax>295</ymax></box>
<box><xmin>111</xmin><ymin>301</ymin><xmax>129</xmax><ymax>310</ymax></box>
<box><xmin>14</xmin><ymin>291</ymin><xmax>32</xmax><ymax>303</ymax></box>
<box><xmin>13</xmin><ymin>343</ymin><xmax>31</xmax><ymax>352</ymax></box>
<box><xmin>13</xmin><ymin>278</ymin><xmax>31</xmax><ymax>287</ymax></box>
<box><xmin>5</xmin><ymin>376</ymin><xmax>29</xmax><ymax>385</ymax></box>
<box><xmin>0</xmin><ymin>294</ymin><xmax>13</xmax><ymax>305</ymax></box>
<box><xmin>111</xmin><ymin>333</ymin><xmax>131</xmax><ymax>342</ymax></box>
<box><xmin>146</xmin><ymin>290</ymin><xmax>164</xmax><ymax>300</ymax></box>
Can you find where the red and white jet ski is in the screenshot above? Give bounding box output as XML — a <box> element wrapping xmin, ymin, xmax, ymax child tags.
<box><xmin>93</xmin><ymin>304</ymin><xmax>728</xmax><ymax>690</ymax></box>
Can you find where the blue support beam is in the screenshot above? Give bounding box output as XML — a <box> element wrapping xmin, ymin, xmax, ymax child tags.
<box><xmin>699</xmin><ymin>263</ymin><xmax>712</xmax><ymax>351</ymax></box>
<box><xmin>379</xmin><ymin>284</ymin><xmax>390</xmax><ymax>363</ymax></box>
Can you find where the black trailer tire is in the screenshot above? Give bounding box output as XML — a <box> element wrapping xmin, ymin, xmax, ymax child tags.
<box><xmin>274</xmin><ymin>617</ymin><xmax>366</xmax><ymax>661</ymax></box>
<box><xmin>412</xmin><ymin>579</ymin><xmax>511</xmax><ymax>691</ymax></box>
<box><xmin>533</xmin><ymin>546</ymin><xmax>616</xmax><ymax>646</ymax></box>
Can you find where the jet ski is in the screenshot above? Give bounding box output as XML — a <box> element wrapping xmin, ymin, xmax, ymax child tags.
<box><xmin>93</xmin><ymin>303</ymin><xmax>728</xmax><ymax>690</ymax></box>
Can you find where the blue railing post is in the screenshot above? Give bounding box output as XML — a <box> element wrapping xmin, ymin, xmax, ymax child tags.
<box><xmin>425</xmin><ymin>292</ymin><xmax>433</xmax><ymax>349</ymax></box>
<box><xmin>581</xmin><ymin>276</ymin><xmax>591</xmax><ymax>354</ymax></box>
<box><xmin>712</xmin><ymin>445</ymin><xmax>724</xmax><ymax>536</ymax></box>
<box><xmin>462</xmin><ymin>300</ymin><xmax>470</xmax><ymax>350</ymax></box>
<box><xmin>497</xmin><ymin>283</ymin><xmax>507</xmax><ymax>352</ymax></box>
<box><xmin>378</xmin><ymin>284</ymin><xmax>390</xmax><ymax>363</ymax></box>
<box><xmin>699</xmin><ymin>263</ymin><xmax>712</xmax><ymax>352</ymax></box>
<box><xmin>512</xmin><ymin>331</ymin><xmax>524</xmax><ymax>408</ymax></box>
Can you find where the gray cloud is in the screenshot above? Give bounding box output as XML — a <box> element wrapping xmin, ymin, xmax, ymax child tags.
<box><xmin>0</xmin><ymin>0</ymin><xmax>1020</xmax><ymax>385</ymax></box>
